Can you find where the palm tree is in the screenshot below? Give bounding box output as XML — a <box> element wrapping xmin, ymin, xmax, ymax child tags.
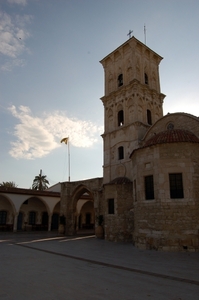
<box><xmin>32</xmin><ymin>170</ymin><xmax>49</xmax><ymax>191</ymax></box>
<box><xmin>0</xmin><ymin>181</ymin><xmax>18</xmax><ymax>188</ymax></box>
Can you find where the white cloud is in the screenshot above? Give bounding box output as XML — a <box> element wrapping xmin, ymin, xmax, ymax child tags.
<box><xmin>8</xmin><ymin>105</ymin><xmax>103</xmax><ymax>160</ymax></box>
<box><xmin>0</xmin><ymin>10</ymin><xmax>32</xmax><ymax>70</ymax></box>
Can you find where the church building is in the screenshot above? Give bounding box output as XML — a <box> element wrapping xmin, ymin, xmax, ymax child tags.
<box><xmin>1</xmin><ymin>36</ymin><xmax>198</xmax><ymax>252</ymax></box>
<box><xmin>60</xmin><ymin>36</ymin><xmax>199</xmax><ymax>251</ymax></box>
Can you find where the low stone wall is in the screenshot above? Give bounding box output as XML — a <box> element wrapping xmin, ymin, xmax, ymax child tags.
<box><xmin>134</xmin><ymin>201</ymin><xmax>199</xmax><ymax>252</ymax></box>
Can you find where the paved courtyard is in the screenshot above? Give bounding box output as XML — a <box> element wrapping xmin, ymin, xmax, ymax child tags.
<box><xmin>0</xmin><ymin>232</ymin><xmax>199</xmax><ymax>300</ymax></box>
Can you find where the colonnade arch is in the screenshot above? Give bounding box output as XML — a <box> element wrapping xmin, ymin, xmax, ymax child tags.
<box><xmin>0</xmin><ymin>189</ymin><xmax>60</xmax><ymax>232</ymax></box>
<box><xmin>0</xmin><ymin>194</ymin><xmax>16</xmax><ymax>231</ymax></box>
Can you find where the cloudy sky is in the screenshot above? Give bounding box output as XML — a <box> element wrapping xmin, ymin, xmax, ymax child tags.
<box><xmin>0</xmin><ymin>0</ymin><xmax>199</xmax><ymax>188</ymax></box>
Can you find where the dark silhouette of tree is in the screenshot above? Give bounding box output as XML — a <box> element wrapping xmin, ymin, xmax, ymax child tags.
<box><xmin>32</xmin><ymin>170</ymin><xmax>49</xmax><ymax>191</ymax></box>
<box><xmin>0</xmin><ymin>181</ymin><xmax>18</xmax><ymax>188</ymax></box>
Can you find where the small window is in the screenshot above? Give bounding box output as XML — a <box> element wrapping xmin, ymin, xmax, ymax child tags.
<box><xmin>145</xmin><ymin>175</ymin><xmax>154</xmax><ymax>200</ymax></box>
<box><xmin>118</xmin><ymin>110</ymin><xmax>124</xmax><ymax>126</ymax></box>
<box><xmin>29</xmin><ymin>211</ymin><xmax>36</xmax><ymax>225</ymax></box>
<box><xmin>108</xmin><ymin>199</ymin><xmax>115</xmax><ymax>214</ymax></box>
<box><xmin>118</xmin><ymin>146</ymin><xmax>124</xmax><ymax>160</ymax></box>
<box><xmin>0</xmin><ymin>211</ymin><xmax>7</xmax><ymax>225</ymax></box>
<box><xmin>169</xmin><ymin>173</ymin><xmax>184</xmax><ymax>198</ymax></box>
<box><xmin>147</xmin><ymin>109</ymin><xmax>152</xmax><ymax>125</ymax></box>
<box><xmin>118</xmin><ymin>74</ymin><xmax>123</xmax><ymax>87</ymax></box>
<box><xmin>145</xmin><ymin>73</ymin><xmax>148</xmax><ymax>84</ymax></box>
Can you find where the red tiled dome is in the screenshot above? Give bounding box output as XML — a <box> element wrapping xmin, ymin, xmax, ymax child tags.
<box><xmin>144</xmin><ymin>129</ymin><xmax>199</xmax><ymax>147</ymax></box>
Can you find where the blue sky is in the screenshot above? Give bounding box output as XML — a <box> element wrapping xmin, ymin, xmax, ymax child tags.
<box><xmin>0</xmin><ymin>0</ymin><xmax>199</xmax><ymax>188</ymax></box>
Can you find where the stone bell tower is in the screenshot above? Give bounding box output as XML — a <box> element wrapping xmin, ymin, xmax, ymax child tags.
<box><xmin>100</xmin><ymin>36</ymin><xmax>165</xmax><ymax>184</ymax></box>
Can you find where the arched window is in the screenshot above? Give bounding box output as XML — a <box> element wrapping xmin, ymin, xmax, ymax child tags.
<box><xmin>118</xmin><ymin>110</ymin><xmax>124</xmax><ymax>126</ymax></box>
<box><xmin>118</xmin><ymin>146</ymin><xmax>124</xmax><ymax>160</ymax></box>
<box><xmin>118</xmin><ymin>74</ymin><xmax>123</xmax><ymax>87</ymax></box>
<box><xmin>147</xmin><ymin>109</ymin><xmax>152</xmax><ymax>125</ymax></box>
<box><xmin>144</xmin><ymin>73</ymin><xmax>148</xmax><ymax>84</ymax></box>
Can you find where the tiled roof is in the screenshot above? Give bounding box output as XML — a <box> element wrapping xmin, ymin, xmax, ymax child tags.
<box><xmin>109</xmin><ymin>177</ymin><xmax>132</xmax><ymax>184</ymax></box>
<box><xmin>144</xmin><ymin>129</ymin><xmax>199</xmax><ymax>147</ymax></box>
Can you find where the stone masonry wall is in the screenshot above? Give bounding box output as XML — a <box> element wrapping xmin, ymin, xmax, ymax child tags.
<box><xmin>104</xmin><ymin>182</ymin><xmax>134</xmax><ymax>242</ymax></box>
<box><xmin>132</xmin><ymin>142</ymin><xmax>199</xmax><ymax>251</ymax></box>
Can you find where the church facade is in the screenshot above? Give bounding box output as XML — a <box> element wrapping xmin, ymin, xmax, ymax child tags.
<box><xmin>60</xmin><ymin>36</ymin><xmax>199</xmax><ymax>251</ymax></box>
<box><xmin>1</xmin><ymin>36</ymin><xmax>198</xmax><ymax>252</ymax></box>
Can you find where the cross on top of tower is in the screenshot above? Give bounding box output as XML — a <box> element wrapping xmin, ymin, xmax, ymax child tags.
<box><xmin>127</xmin><ymin>30</ymin><xmax>133</xmax><ymax>39</ymax></box>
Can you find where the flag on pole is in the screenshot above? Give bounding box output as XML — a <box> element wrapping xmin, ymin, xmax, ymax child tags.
<box><xmin>60</xmin><ymin>137</ymin><xmax>70</xmax><ymax>181</ymax></box>
<box><xmin>60</xmin><ymin>137</ymin><xmax>69</xmax><ymax>144</ymax></box>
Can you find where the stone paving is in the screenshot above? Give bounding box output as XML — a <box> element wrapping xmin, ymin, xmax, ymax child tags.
<box><xmin>0</xmin><ymin>232</ymin><xmax>199</xmax><ymax>300</ymax></box>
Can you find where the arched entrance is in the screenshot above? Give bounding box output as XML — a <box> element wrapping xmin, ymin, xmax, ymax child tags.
<box><xmin>0</xmin><ymin>195</ymin><xmax>15</xmax><ymax>231</ymax></box>
<box><xmin>66</xmin><ymin>185</ymin><xmax>95</xmax><ymax>234</ymax></box>
<box><xmin>18</xmin><ymin>197</ymin><xmax>49</xmax><ymax>231</ymax></box>
<box><xmin>61</xmin><ymin>178</ymin><xmax>103</xmax><ymax>236</ymax></box>
<box><xmin>76</xmin><ymin>194</ymin><xmax>95</xmax><ymax>234</ymax></box>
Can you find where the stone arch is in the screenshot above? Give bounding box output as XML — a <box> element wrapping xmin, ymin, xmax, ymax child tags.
<box><xmin>71</xmin><ymin>185</ymin><xmax>94</xmax><ymax>232</ymax></box>
<box><xmin>61</xmin><ymin>178</ymin><xmax>103</xmax><ymax>235</ymax></box>
<box><xmin>0</xmin><ymin>194</ymin><xmax>16</xmax><ymax>231</ymax></box>
<box><xmin>117</xmin><ymin>67</ymin><xmax>123</xmax><ymax>87</ymax></box>
<box><xmin>19</xmin><ymin>196</ymin><xmax>50</xmax><ymax>231</ymax></box>
<box><xmin>116</xmin><ymin>104</ymin><xmax>124</xmax><ymax>127</ymax></box>
<box><xmin>0</xmin><ymin>194</ymin><xmax>16</xmax><ymax>215</ymax></box>
<box><xmin>72</xmin><ymin>185</ymin><xmax>93</xmax><ymax>207</ymax></box>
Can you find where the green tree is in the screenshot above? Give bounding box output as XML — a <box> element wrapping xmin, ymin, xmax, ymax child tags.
<box><xmin>0</xmin><ymin>181</ymin><xmax>18</xmax><ymax>188</ymax></box>
<box><xmin>32</xmin><ymin>170</ymin><xmax>49</xmax><ymax>191</ymax></box>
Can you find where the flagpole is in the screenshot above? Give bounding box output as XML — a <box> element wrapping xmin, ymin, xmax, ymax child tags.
<box><xmin>61</xmin><ymin>137</ymin><xmax>71</xmax><ymax>182</ymax></box>
<box><xmin>68</xmin><ymin>137</ymin><xmax>70</xmax><ymax>182</ymax></box>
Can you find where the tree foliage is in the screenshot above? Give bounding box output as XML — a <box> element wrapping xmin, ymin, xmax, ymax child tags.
<box><xmin>32</xmin><ymin>170</ymin><xmax>49</xmax><ymax>191</ymax></box>
<box><xmin>0</xmin><ymin>181</ymin><xmax>18</xmax><ymax>188</ymax></box>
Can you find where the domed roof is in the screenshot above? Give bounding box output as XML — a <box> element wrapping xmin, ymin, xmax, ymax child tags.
<box><xmin>144</xmin><ymin>129</ymin><xmax>199</xmax><ymax>147</ymax></box>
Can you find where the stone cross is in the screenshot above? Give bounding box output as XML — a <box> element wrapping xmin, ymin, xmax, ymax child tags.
<box><xmin>127</xmin><ymin>30</ymin><xmax>133</xmax><ymax>39</ymax></box>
